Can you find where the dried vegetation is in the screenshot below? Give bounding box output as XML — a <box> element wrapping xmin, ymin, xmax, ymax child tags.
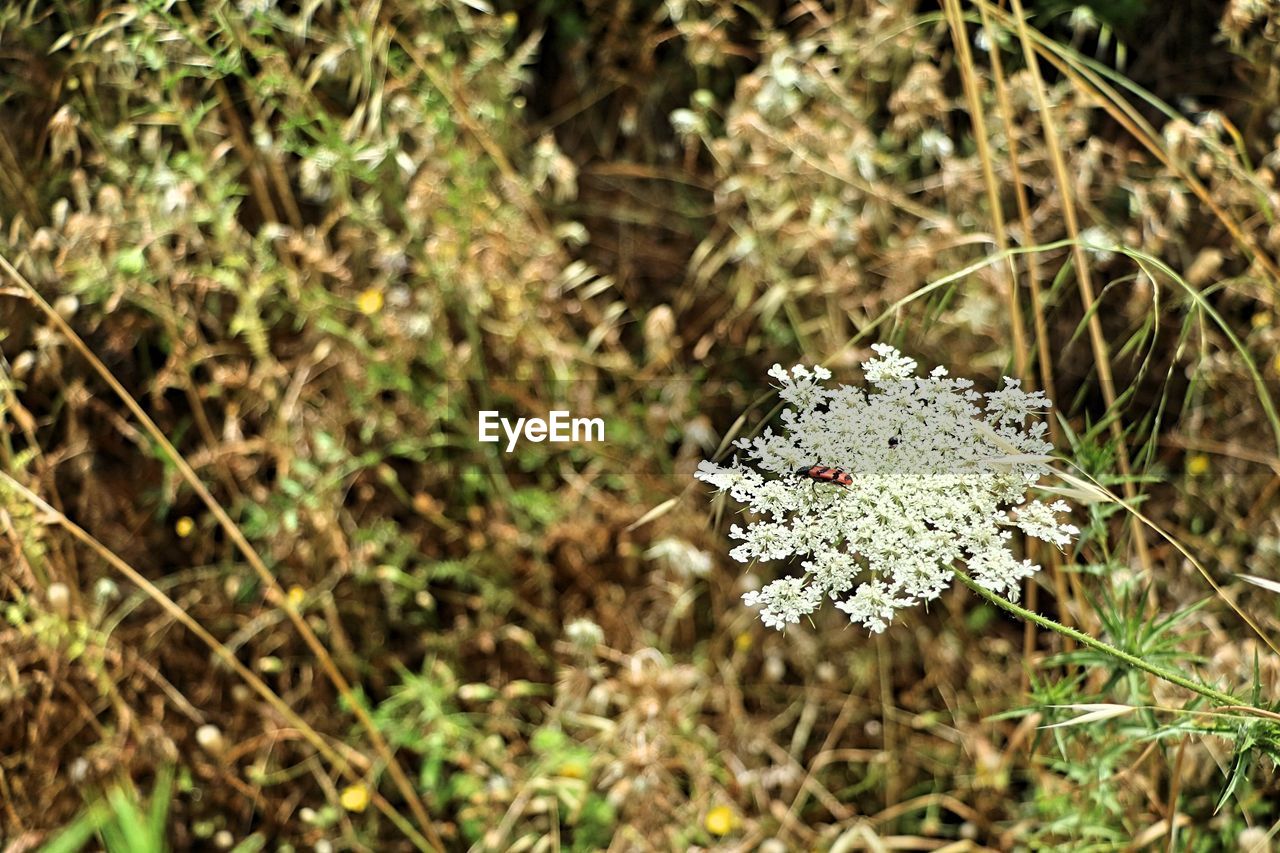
<box><xmin>3</xmin><ymin>0</ymin><xmax>1280</xmax><ymax>850</ymax></box>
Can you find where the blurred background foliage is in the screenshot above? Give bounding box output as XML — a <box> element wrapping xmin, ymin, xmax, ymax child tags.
<box><xmin>3</xmin><ymin>0</ymin><xmax>1280</xmax><ymax>850</ymax></box>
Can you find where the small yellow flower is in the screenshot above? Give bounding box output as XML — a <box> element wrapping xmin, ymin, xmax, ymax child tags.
<box><xmin>1186</xmin><ymin>454</ymin><xmax>1211</xmax><ymax>477</ymax></box>
<box><xmin>356</xmin><ymin>288</ymin><xmax>384</xmax><ymax>315</ymax></box>
<box><xmin>1273</xmin><ymin>351</ymin><xmax>1280</xmax><ymax>375</ymax></box>
<box><xmin>704</xmin><ymin>805</ymin><xmax>736</xmax><ymax>836</ymax></box>
<box><xmin>340</xmin><ymin>783</ymin><xmax>370</xmax><ymax>813</ymax></box>
<box><xmin>175</xmin><ymin>516</ymin><xmax>195</xmax><ymax>538</ymax></box>
<box><xmin>558</xmin><ymin>760</ymin><xmax>587</xmax><ymax>779</ymax></box>
<box><xmin>286</xmin><ymin>585</ymin><xmax>306</xmax><ymax>608</ymax></box>
<box><xmin>1251</xmin><ymin>311</ymin><xmax>1271</xmax><ymax>330</ymax></box>
<box><xmin>501</xmin><ymin>11</ymin><xmax>518</xmax><ymax>28</ymax></box>
<box><xmin>733</xmin><ymin>632</ymin><xmax>753</xmax><ymax>652</ymax></box>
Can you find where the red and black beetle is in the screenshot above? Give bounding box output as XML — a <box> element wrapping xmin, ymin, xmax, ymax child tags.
<box><xmin>795</xmin><ymin>465</ymin><xmax>853</xmax><ymax>488</ymax></box>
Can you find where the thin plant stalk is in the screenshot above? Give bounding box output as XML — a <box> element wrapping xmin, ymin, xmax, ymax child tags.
<box><xmin>942</xmin><ymin>0</ymin><xmax>1028</xmax><ymax>381</ymax></box>
<box><xmin>0</xmin><ymin>471</ymin><xmax>434</xmax><ymax>853</ymax></box>
<box><xmin>975</xmin><ymin>0</ymin><xmax>1280</xmax><ymax>291</ymax></box>
<box><xmin>0</xmin><ymin>253</ymin><xmax>444</xmax><ymax>852</ymax></box>
<box><xmin>976</xmin><ymin>2</ymin><xmax>1052</xmax><ymax>411</ymax></box>
<box><xmin>954</xmin><ymin>570</ymin><xmax>1241</xmax><ymax>709</ymax></box>
<box><xmin>1004</xmin><ymin>0</ymin><xmax>1154</xmax><ymax>587</ymax></box>
<box><xmin>969</xmin><ymin>0</ymin><xmax>1080</xmax><ymax>667</ymax></box>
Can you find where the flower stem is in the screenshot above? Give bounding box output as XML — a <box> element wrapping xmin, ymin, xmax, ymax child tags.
<box><xmin>954</xmin><ymin>570</ymin><xmax>1242</xmax><ymax>708</ymax></box>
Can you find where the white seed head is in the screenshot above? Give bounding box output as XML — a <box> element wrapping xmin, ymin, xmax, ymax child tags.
<box><xmin>53</xmin><ymin>294</ymin><xmax>79</xmax><ymax>320</ymax></box>
<box><xmin>93</xmin><ymin>577</ymin><xmax>119</xmax><ymax>604</ymax></box>
<box><xmin>645</xmin><ymin>537</ymin><xmax>713</xmax><ymax>578</ymax></box>
<box><xmin>1236</xmin><ymin>827</ymin><xmax>1269</xmax><ymax>853</ymax></box>
<box><xmin>565</xmin><ymin>618</ymin><xmax>605</xmax><ymax>649</ymax></box>
<box><xmin>46</xmin><ymin>583</ymin><xmax>71</xmax><ymax>615</ymax></box>
<box><xmin>195</xmin><ymin>724</ymin><xmax>224</xmax><ymax>755</ymax></box>
<box><xmin>11</xmin><ymin>351</ymin><xmax>36</xmax><ymax>379</ymax></box>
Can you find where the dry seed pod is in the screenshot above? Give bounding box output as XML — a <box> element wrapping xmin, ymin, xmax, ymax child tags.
<box><xmin>196</xmin><ymin>724</ymin><xmax>225</xmax><ymax>755</ymax></box>
<box><xmin>46</xmin><ymin>583</ymin><xmax>70</xmax><ymax>616</ymax></box>
<box><xmin>53</xmin><ymin>295</ymin><xmax>79</xmax><ymax>319</ymax></box>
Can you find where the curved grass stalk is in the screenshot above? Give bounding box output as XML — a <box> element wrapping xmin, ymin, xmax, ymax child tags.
<box><xmin>1113</xmin><ymin>246</ymin><xmax>1280</xmax><ymax>456</ymax></box>
<box><xmin>973</xmin><ymin>0</ymin><xmax>1280</xmax><ymax>289</ymax></box>
<box><xmin>1050</xmin><ymin>462</ymin><xmax>1280</xmax><ymax>661</ymax></box>
<box><xmin>954</xmin><ymin>570</ymin><xmax>1243</xmax><ymax>710</ymax></box>
<box><xmin>831</xmin><ymin>239</ymin><xmax>1280</xmax><ymax>456</ymax></box>
<box><xmin>942</xmin><ymin>0</ymin><xmax>1028</xmax><ymax>381</ymax></box>
<box><xmin>0</xmin><ymin>252</ymin><xmax>443</xmax><ymax>852</ymax></box>
<box><xmin>0</xmin><ymin>471</ymin><xmax>433</xmax><ymax>853</ymax></box>
<box><xmin>1003</xmin><ymin>0</ymin><xmax>1153</xmax><ymax>585</ymax></box>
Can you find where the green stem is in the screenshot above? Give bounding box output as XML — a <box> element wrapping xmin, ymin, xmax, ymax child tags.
<box><xmin>954</xmin><ymin>570</ymin><xmax>1242</xmax><ymax>708</ymax></box>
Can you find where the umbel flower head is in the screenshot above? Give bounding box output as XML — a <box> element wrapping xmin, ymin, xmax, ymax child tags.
<box><xmin>696</xmin><ymin>344</ymin><xmax>1078</xmax><ymax>633</ymax></box>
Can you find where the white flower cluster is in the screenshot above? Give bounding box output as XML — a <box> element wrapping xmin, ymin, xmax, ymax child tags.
<box><xmin>565</xmin><ymin>618</ymin><xmax>605</xmax><ymax>649</ymax></box>
<box><xmin>644</xmin><ymin>537</ymin><xmax>714</xmax><ymax>578</ymax></box>
<box><xmin>696</xmin><ymin>345</ymin><xmax>1078</xmax><ymax>633</ymax></box>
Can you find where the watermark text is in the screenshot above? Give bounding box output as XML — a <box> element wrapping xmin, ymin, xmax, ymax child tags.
<box><xmin>478</xmin><ymin>410</ymin><xmax>605</xmax><ymax>452</ymax></box>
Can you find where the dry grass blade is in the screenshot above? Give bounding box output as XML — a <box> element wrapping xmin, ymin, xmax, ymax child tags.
<box><xmin>975</xmin><ymin>3</ymin><xmax>1050</xmax><ymax>403</ymax></box>
<box><xmin>1003</xmin><ymin>0</ymin><xmax>1153</xmax><ymax>586</ymax></box>
<box><xmin>973</xmin><ymin>4</ymin><xmax>1074</xmax><ymax>654</ymax></box>
<box><xmin>0</xmin><ymin>252</ymin><xmax>444</xmax><ymax>851</ymax></box>
<box><xmin>971</xmin><ymin>7</ymin><xmax>1077</xmax><ymax>641</ymax></box>
<box><xmin>0</xmin><ymin>471</ymin><xmax>433</xmax><ymax>853</ymax></box>
<box><xmin>1119</xmin><ymin>247</ymin><xmax>1280</xmax><ymax>453</ymax></box>
<box><xmin>1237</xmin><ymin>574</ymin><xmax>1280</xmax><ymax>596</ymax></box>
<box><xmin>942</xmin><ymin>0</ymin><xmax>1027</xmax><ymax>381</ymax></box>
<box><xmin>1055</xmin><ymin>466</ymin><xmax>1280</xmax><ymax>659</ymax></box>
<box><xmin>1040</xmin><ymin>703</ymin><xmax>1136</xmax><ymax>729</ymax></box>
<box><xmin>975</xmin><ymin>0</ymin><xmax>1280</xmax><ymax>291</ymax></box>
<box><xmin>626</xmin><ymin>496</ymin><xmax>682</xmax><ymax>531</ymax></box>
<box><xmin>943</xmin><ymin>5</ymin><xmax>1058</xmax><ymax>689</ymax></box>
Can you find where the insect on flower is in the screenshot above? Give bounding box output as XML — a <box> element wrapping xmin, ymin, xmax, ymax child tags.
<box><xmin>696</xmin><ymin>348</ymin><xmax>1079</xmax><ymax>633</ymax></box>
<box><xmin>795</xmin><ymin>465</ymin><xmax>853</xmax><ymax>488</ymax></box>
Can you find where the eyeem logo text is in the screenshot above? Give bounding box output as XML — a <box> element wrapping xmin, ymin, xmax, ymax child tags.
<box><xmin>478</xmin><ymin>410</ymin><xmax>605</xmax><ymax>452</ymax></box>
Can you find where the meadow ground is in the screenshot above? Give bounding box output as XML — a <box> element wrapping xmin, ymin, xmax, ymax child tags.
<box><xmin>3</xmin><ymin>1</ymin><xmax>1280</xmax><ymax>851</ymax></box>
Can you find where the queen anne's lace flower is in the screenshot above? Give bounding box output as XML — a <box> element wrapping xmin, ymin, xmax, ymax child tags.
<box><xmin>697</xmin><ymin>346</ymin><xmax>1078</xmax><ymax>633</ymax></box>
<box><xmin>1012</xmin><ymin>500</ymin><xmax>1079</xmax><ymax>547</ymax></box>
<box><xmin>742</xmin><ymin>576</ymin><xmax>825</xmax><ymax>630</ymax></box>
